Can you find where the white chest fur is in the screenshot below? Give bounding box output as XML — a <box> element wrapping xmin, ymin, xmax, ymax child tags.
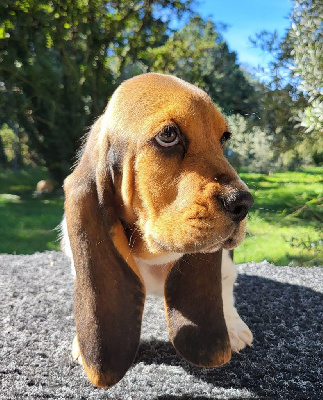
<box><xmin>134</xmin><ymin>253</ymin><xmax>182</xmax><ymax>296</ymax></box>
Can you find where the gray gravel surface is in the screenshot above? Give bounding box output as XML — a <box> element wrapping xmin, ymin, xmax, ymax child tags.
<box><xmin>0</xmin><ymin>251</ymin><xmax>322</xmax><ymax>399</ymax></box>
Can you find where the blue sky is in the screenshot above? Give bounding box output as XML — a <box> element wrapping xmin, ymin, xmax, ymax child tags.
<box><xmin>196</xmin><ymin>0</ymin><xmax>293</xmax><ymax>71</ymax></box>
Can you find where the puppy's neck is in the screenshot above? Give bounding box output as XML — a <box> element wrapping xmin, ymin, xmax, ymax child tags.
<box><xmin>134</xmin><ymin>252</ymin><xmax>182</xmax><ymax>266</ymax></box>
<box><xmin>121</xmin><ymin>218</ymin><xmax>183</xmax><ymax>296</ymax></box>
<box><xmin>133</xmin><ymin>253</ymin><xmax>182</xmax><ymax>297</ymax></box>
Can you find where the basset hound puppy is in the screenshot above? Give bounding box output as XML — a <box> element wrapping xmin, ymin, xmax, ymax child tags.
<box><xmin>61</xmin><ymin>73</ymin><xmax>254</xmax><ymax>388</ymax></box>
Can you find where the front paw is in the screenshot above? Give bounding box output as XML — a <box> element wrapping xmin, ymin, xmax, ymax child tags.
<box><xmin>71</xmin><ymin>335</ymin><xmax>83</xmax><ymax>366</ymax></box>
<box><xmin>226</xmin><ymin>315</ymin><xmax>253</xmax><ymax>353</ymax></box>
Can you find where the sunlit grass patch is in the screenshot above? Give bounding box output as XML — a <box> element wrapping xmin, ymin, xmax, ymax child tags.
<box><xmin>0</xmin><ymin>166</ymin><xmax>322</xmax><ymax>265</ymax></box>
<box><xmin>235</xmin><ymin>167</ymin><xmax>322</xmax><ymax>266</ymax></box>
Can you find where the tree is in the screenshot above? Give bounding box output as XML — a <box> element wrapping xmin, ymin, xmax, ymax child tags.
<box><xmin>141</xmin><ymin>16</ymin><xmax>258</xmax><ymax>115</ymax></box>
<box><xmin>226</xmin><ymin>114</ymin><xmax>274</xmax><ymax>173</ymax></box>
<box><xmin>0</xmin><ymin>0</ymin><xmax>193</xmax><ymax>183</ymax></box>
<box><xmin>289</xmin><ymin>0</ymin><xmax>322</xmax><ymax>101</ymax></box>
<box><xmin>289</xmin><ymin>0</ymin><xmax>323</xmax><ymax>162</ymax></box>
<box><xmin>250</xmin><ymin>0</ymin><xmax>322</xmax><ymax>165</ymax></box>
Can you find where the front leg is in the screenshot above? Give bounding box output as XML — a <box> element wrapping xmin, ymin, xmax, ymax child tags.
<box><xmin>222</xmin><ymin>250</ymin><xmax>253</xmax><ymax>353</ymax></box>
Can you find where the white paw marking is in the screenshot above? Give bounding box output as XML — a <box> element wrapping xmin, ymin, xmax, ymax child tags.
<box><xmin>226</xmin><ymin>315</ymin><xmax>253</xmax><ymax>353</ymax></box>
<box><xmin>71</xmin><ymin>336</ymin><xmax>83</xmax><ymax>366</ymax></box>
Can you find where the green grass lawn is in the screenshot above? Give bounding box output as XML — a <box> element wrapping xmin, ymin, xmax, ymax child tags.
<box><xmin>0</xmin><ymin>166</ymin><xmax>322</xmax><ymax>265</ymax></box>
<box><xmin>0</xmin><ymin>167</ymin><xmax>64</xmax><ymax>254</ymax></box>
<box><xmin>236</xmin><ymin>167</ymin><xmax>322</xmax><ymax>266</ymax></box>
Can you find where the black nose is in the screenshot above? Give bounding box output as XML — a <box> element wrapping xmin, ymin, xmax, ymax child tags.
<box><xmin>220</xmin><ymin>190</ymin><xmax>254</xmax><ymax>223</ymax></box>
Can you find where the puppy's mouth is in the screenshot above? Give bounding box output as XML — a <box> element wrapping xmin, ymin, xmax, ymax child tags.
<box><xmin>145</xmin><ymin>219</ymin><xmax>246</xmax><ymax>255</ymax></box>
<box><xmin>219</xmin><ymin>234</ymin><xmax>242</xmax><ymax>250</ymax></box>
<box><xmin>196</xmin><ymin>229</ymin><xmax>243</xmax><ymax>253</ymax></box>
<box><xmin>216</xmin><ymin>220</ymin><xmax>248</xmax><ymax>250</ymax></box>
<box><xmin>184</xmin><ymin>215</ymin><xmax>247</xmax><ymax>253</ymax></box>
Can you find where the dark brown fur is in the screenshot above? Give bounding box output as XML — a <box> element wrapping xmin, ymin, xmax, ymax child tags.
<box><xmin>165</xmin><ymin>251</ymin><xmax>231</xmax><ymax>367</ymax></box>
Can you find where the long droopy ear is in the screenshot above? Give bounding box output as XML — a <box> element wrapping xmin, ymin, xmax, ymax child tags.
<box><xmin>164</xmin><ymin>250</ymin><xmax>231</xmax><ymax>367</ymax></box>
<box><xmin>64</xmin><ymin>118</ymin><xmax>145</xmax><ymax>388</ymax></box>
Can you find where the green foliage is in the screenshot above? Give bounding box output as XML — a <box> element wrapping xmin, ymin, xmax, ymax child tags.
<box><xmin>0</xmin><ymin>123</ymin><xmax>34</xmax><ymax>167</ymax></box>
<box><xmin>144</xmin><ymin>16</ymin><xmax>258</xmax><ymax>115</ymax></box>
<box><xmin>250</xmin><ymin>0</ymin><xmax>322</xmax><ymax>164</ymax></box>
<box><xmin>286</xmin><ymin>233</ymin><xmax>322</xmax><ymax>255</ymax></box>
<box><xmin>1</xmin><ymin>0</ymin><xmax>320</xmax><ymax>179</ymax></box>
<box><xmin>0</xmin><ymin>124</ymin><xmax>15</xmax><ymax>162</ymax></box>
<box><xmin>226</xmin><ymin>114</ymin><xmax>274</xmax><ymax>173</ymax></box>
<box><xmin>236</xmin><ymin>168</ymin><xmax>323</xmax><ymax>266</ymax></box>
<box><xmin>258</xmin><ymin>85</ymin><xmax>306</xmax><ymax>154</ymax></box>
<box><xmin>0</xmin><ymin>124</ymin><xmax>15</xmax><ymax>166</ymax></box>
<box><xmin>0</xmin><ymin>0</ymin><xmax>192</xmax><ymax>183</ymax></box>
<box><xmin>289</xmin><ymin>0</ymin><xmax>323</xmax><ymax>101</ymax></box>
<box><xmin>289</xmin><ymin>0</ymin><xmax>323</xmax><ymax>152</ymax></box>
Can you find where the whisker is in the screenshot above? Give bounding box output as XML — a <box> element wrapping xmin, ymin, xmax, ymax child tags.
<box><xmin>125</xmin><ymin>225</ymin><xmax>140</xmax><ymax>263</ymax></box>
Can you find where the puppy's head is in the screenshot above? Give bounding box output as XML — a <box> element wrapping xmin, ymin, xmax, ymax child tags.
<box><xmin>103</xmin><ymin>73</ymin><xmax>253</xmax><ymax>260</ymax></box>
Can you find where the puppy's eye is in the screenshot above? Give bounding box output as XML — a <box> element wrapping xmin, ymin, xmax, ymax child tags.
<box><xmin>220</xmin><ymin>131</ymin><xmax>232</xmax><ymax>146</ymax></box>
<box><xmin>155</xmin><ymin>126</ymin><xmax>180</xmax><ymax>147</ymax></box>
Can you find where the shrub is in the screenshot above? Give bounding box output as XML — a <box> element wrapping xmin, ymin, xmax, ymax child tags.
<box><xmin>226</xmin><ymin>114</ymin><xmax>275</xmax><ymax>173</ymax></box>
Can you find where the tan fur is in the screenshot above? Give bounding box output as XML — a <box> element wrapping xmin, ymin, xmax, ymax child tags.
<box><xmin>105</xmin><ymin>73</ymin><xmax>248</xmax><ymax>260</ymax></box>
<box><xmin>63</xmin><ymin>73</ymin><xmax>253</xmax><ymax>388</ymax></box>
